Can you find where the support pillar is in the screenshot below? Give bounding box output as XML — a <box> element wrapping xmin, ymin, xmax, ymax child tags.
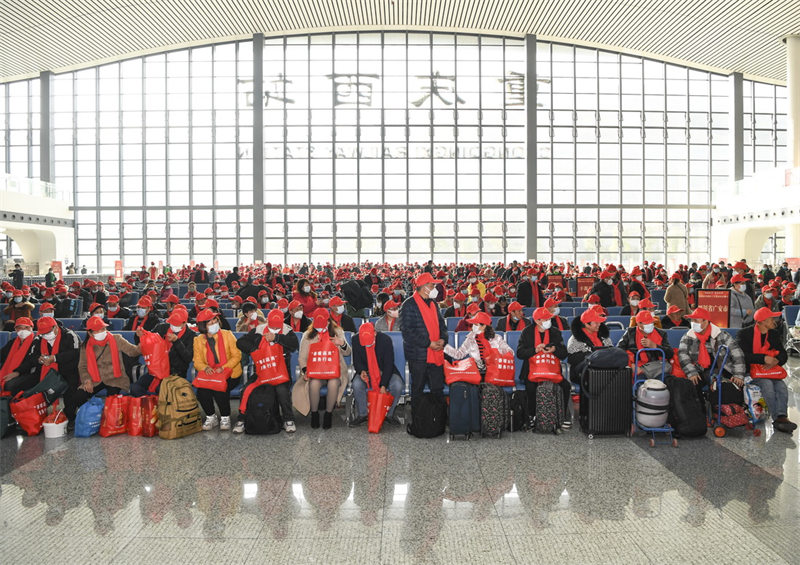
<box><xmin>785</xmin><ymin>35</ymin><xmax>800</xmax><ymax>168</ymax></box>
<box><xmin>729</xmin><ymin>72</ymin><xmax>744</xmax><ymax>181</ymax></box>
<box><xmin>525</xmin><ymin>34</ymin><xmax>537</xmax><ymax>261</ymax></box>
<box><xmin>253</xmin><ymin>34</ymin><xmax>264</xmax><ymax>262</ymax></box>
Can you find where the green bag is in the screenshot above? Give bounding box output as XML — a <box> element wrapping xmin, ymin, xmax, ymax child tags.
<box><xmin>23</xmin><ymin>370</ymin><xmax>68</xmax><ymax>404</ymax></box>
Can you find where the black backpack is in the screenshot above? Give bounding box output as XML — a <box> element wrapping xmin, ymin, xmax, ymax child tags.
<box><xmin>341</xmin><ymin>280</ymin><xmax>373</xmax><ymax>311</ymax></box>
<box><xmin>585</xmin><ymin>347</ymin><xmax>629</xmax><ymax>369</ymax></box>
<box><xmin>509</xmin><ymin>390</ymin><xmax>529</xmax><ymax>431</ymax></box>
<box><xmin>407</xmin><ymin>393</ymin><xmax>447</xmax><ymax>438</ymax></box>
<box><xmin>244</xmin><ymin>385</ymin><xmax>282</xmax><ymax>435</ymax></box>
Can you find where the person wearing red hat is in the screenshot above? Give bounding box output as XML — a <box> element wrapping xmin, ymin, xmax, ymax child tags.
<box><xmin>234</xmin><ymin>309</ymin><xmax>300</xmax><ymax>434</ymax></box>
<box><xmin>443</xmin><ymin>292</ymin><xmax>467</xmax><ymax>319</ymax></box>
<box><xmin>664</xmin><ymin>272</ymin><xmax>690</xmax><ymax>316</ymax></box>
<box><xmin>702</xmin><ymin>263</ymin><xmax>727</xmax><ymax>289</ymax></box>
<box><xmin>444</xmin><ymin>310</ymin><xmax>512</xmax><ymax>375</ymax></box>
<box><xmin>374</xmin><ymin>299</ymin><xmax>400</xmax><ymax>332</ymax></box>
<box><xmin>542</xmin><ymin>297</ymin><xmax>568</xmax><ymax>331</ymax></box>
<box><xmin>779</xmin><ymin>287</ymin><xmax>799</xmax><ymax>308</ymax></box>
<box><xmin>566</xmin><ymin>308</ymin><xmax>613</xmax><ymax>381</ymax></box>
<box><xmin>297</xmin><ymin>308</ymin><xmax>351</xmax><ymax>429</ymax></box>
<box><xmin>363</xmin><ymin>267</ymin><xmax>382</xmax><ymax>289</ymax></box>
<box><xmin>496</xmin><ymin>301</ymin><xmax>529</xmax><ymax>331</ymax></box>
<box><xmin>349</xmin><ymin>322</ymin><xmax>404</xmax><ymax>427</ymax></box>
<box><xmin>736</xmin><ymin>308</ymin><xmax>795</xmax><ymax>434</ymax></box>
<box><xmin>123</xmin><ymin>296</ymin><xmax>161</xmax><ymax>332</ymax></box>
<box><xmin>661</xmin><ymin>305</ymin><xmax>690</xmax><ymax>329</ymax></box>
<box><xmin>329</xmin><ymin>296</ymin><xmax>357</xmax><ymax>332</ymax></box>
<box><xmin>160</xmin><ymin>293</ymin><xmax>181</xmax><ymax>316</ymax></box>
<box><xmin>0</xmin><ymin>317</ymin><xmax>39</xmax><ymax>396</ymax></box>
<box><xmin>454</xmin><ymin>302</ymin><xmax>481</xmax><ymax>333</ymax></box>
<box><xmin>294</xmin><ymin>278</ymin><xmax>317</xmax><ymax>317</ymax></box>
<box><xmin>77</xmin><ymin>317</ymin><xmax>139</xmax><ymax>402</ymax></box>
<box><xmin>236</xmin><ymin>301</ymin><xmax>266</xmax><ymax>333</ymax></box>
<box><xmin>627</xmin><ymin>267</ymin><xmax>650</xmax><ymax>301</ymax></box>
<box><xmin>183</xmin><ymin>281</ymin><xmax>201</xmax><ymax>301</ymax></box>
<box><xmin>480</xmin><ymin>292</ymin><xmax>501</xmax><ymax>317</ymax></box>
<box><xmin>193</xmin><ymin>308</ymin><xmax>243</xmax><ymax>431</ymax></box>
<box><xmin>617</xmin><ymin>311</ymin><xmax>674</xmax><ymax>379</ymax></box>
<box><xmin>466</xmin><ymin>271</ymin><xmax>486</xmax><ymax>300</ymax></box>
<box><xmin>105</xmin><ymin>295</ymin><xmax>131</xmax><ymax>319</ymax></box>
<box><xmin>199</xmin><ymin>298</ymin><xmax>232</xmax><ymax>331</ymax></box>
<box><xmin>79</xmin><ymin>302</ymin><xmax>110</xmax><ymax>331</ymax></box>
<box><xmin>401</xmin><ymin>272</ymin><xmax>448</xmax><ymax>409</ymax></box>
<box><xmin>754</xmin><ymin>284</ymin><xmax>781</xmax><ymax>313</ymax></box>
<box><xmin>729</xmin><ymin>274</ymin><xmax>755</xmax><ymax>328</ymax></box>
<box><xmin>517</xmin><ymin>268</ymin><xmax>544</xmax><ymax>309</ymax></box>
<box><xmin>517</xmin><ymin>307</ymin><xmax>570</xmax><ymax>428</ymax></box>
<box><xmin>2</xmin><ymin>289</ymin><xmax>35</xmax><ymax>330</ymax></box>
<box><xmin>678</xmin><ymin>308</ymin><xmax>746</xmax><ymax>400</ymax></box>
<box><xmin>286</xmin><ymin>299</ymin><xmax>311</xmax><ymax>333</ymax></box>
<box><xmin>620</xmin><ymin>291</ymin><xmax>641</xmax><ymax>317</ymax></box>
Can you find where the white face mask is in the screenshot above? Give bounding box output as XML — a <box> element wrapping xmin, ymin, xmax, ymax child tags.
<box><xmin>293</xmin><ymin>310</ymin><xmax>303</xmax><ymax>319</ymax></box>
<box><xmin>713</xmin><ymin>267</ymin><xmax>720</xmax><ymax>273</ymax></box>
<box><xmin>691</xmin><ymin>322</ymin><xmax>704</xmax><ymax>333</ymax></box>
<box><xmin>335</xmin><ymin>306</ymin><xmax>344</xmax><ymax>314</ymax></box>
<box><xmin>137</xmin><ymin>308</ymin><xmax>147</xmax><ymax>317</ymax></box>
<box><xmin>14</xmin><ymin>297</ymin><xmax>22</xmax><ymax>303</ymax></box>
<box><xmin>388</xmin><ymin>309</ymin><xmax>399</xmax><ymax>318</ymax></box>
<box><xmin>4</xmin><ymin>291</ymin><xmax>12</xmax><ymax>298</ymax></box>
<box><xmin>261</xmin><ymin>297</ymin><xmax>269</xmax><ymax>304</ymax></box>
<box><xmin>540</xmin><ymin>320</ymin><xmax>552</xmax><ymax>330</ymax></box>
<box><xmin>427</xmin><ymin>287</ymin><xmax>439</xmax><ymax>300</ymax></box>
<box><xmin>642</xmin><ymin>323</ymin><xmax>655</xmax><ymax>334</ymax></box>
<box><xmin>170</xmin><ymin>324</ymin><xmax>183</xmax><ymax>333</ymax></box>
<box><xmin>486</xmin><ymin>303</ymin><xmax>496</xmax><ymax>310</ymax></box>
<box><xmin>303</xmin><ymin>285</ymin><xmax>311</xmax><ymax>293</ymax></box>
<box><xmin>269</xmin><ymin>327</ymin><xmax>282</xmax><ymax>335</ymax></box>
<box><xmin>108</xmin><ymin>305</ymin><xmax>118</xmax><ymax>312</ymax></box>
<box><xmin>452</xmin><ymin>302</ymin><xmax>461</xmax><ymax>309</ymax></box>
<box><xmin>764</xmin><ymin>292</ymin><xmax>772</xmax><ymax>299</ymax></box>
<box><xmin>92</xmin><ymin>331</ymin><xmax>108</xmax><ymax>342</ymax></box>
<box><xmin>471</xmin><ymin>324</ymin><xmax>483</xmax><ymax>334</ymax></box>
<box><xmin>43</xmin><ymin>331</ymin><xmax>57</xmax><ymax>343</ymax></box>
<box><xmin>738</xmin><ymin>284</ymin><xmax>747</xmax><ymax>293</ymax></box>
<box><xmin>16</xmin><ymin>329</ymin><xmax>32</xmax><ymax>340</ymax></box>
<box><xmin>314</xmin><ymin>325</ymin><xmax>327</xmax><ymax>333</ymax></box>
<box><xmin>93</xmin><ymin>312</ymin><xmax>104</xmax><ymax>318</ymax></box>
<box><xmin>248</xmin><ymin>312</ymin><xmax>258</xmax><ymax>320</ymax></box>
<box><xmin>605</xmin><ymin>279</ymin><xmax>613</xmax><ymax>286</ymax></box>
<box><xmin>469</xmin><ymin>278</ymin><xmax>477</xmax><ymax>284</ymax></box>
<box><xmin>41</xmin><ymin>312</ymin><xmax>54</xmax><ymax>318</ymax></box>
<box><xmin>207</xmin><ymin>323</ymin><xmax>220</xmax><ymax>335</ymax></box>
<box><xmin>552</xmin><ymin>307</ymin><xmax>560</xmax><ymax>316</ymax></box>
<box><xmin>630</xmin><ymin>299</ymin><xmax>640</xmax><ymax>307</ymax></box>
<box><xmin>322</xmin><ymin>299</ymin><xmax>330</xmax><ymax>305</ymax></box>
<box><xmin>280</xmin><ymin>307</ymin><xmax>288</xmax><ymax>314</ymax></box>
<box><xmin>554</xmin><ymin>288</ymin><xmax>562</xmax><ymax>294</ymax></box>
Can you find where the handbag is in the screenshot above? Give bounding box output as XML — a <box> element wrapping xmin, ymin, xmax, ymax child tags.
<box><xmin>22</xmin><ymin>369</ymin><xmax>68</xmax><ymax>404</ymax></box>
<box><xmin>306</xmin><ymin>339</ymin><xmax>341</xmax><ymax>380</ymax></box>
<box><xmin>193</xmin><ymin>368</ymin><xmax>232</xmax><ymax>392</ymax></box>
<box><xmin>139</xmin><ymin>330</ymin><xmax>171</xmax><ymax>380</ymax></box>
<box><xmin>10</xmin><ymin>391</ymin><xmax>48</xmax><ymax>436</ymax></box>
<box><xmin>251</xmin><ymin>345</ymin><xmax>290</xmax><ymax>385</ymax></box>
<box><xmin>99</xmin><ymin>394</ymin><xmax>130</xmax><ymax>437</ymax></box>
<box><xmin>749</xmin><ymin>364</ymin><xmax>787</xmax><ymax>380</ymax></box>
<box><xmin>485</xmin><ymin>351</ymin><xmax>516</xmax><ymax>387</ymax></box>
<box><xmin>527</xmin><ymin>352</ymin><xmax>563</xmax><ymax>383</ymax></box>
<box><xmin>74</xmin><ymin>396</ymin><xmax>105</xmax><ymax>437</ymax></box>
<box><xmin>127</xmin><ymin>396</ymin><xmax>144</xmax><ymax>436</ymax></box>
<box><xmin>444</xmin><ymin>358</ymin><xmax>482</xmax><ymax>385</ymax></box>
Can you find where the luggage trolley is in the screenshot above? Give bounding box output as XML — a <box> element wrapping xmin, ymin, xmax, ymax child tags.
<box><xmin>706</xmin><ymin>344</ymin><xmax>759</xmax><ymax>438</ymax></box>
<box><xmin>632</xmin><ymin>348</ymin><xmax>677</xmax><ymax>448</ymax></box>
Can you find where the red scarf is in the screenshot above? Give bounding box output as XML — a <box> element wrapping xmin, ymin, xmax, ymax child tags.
<box><xmin>752</xmin><ymin>327</ymin><xmax>776</xmax><ymax>357</ymax></box>
<box><xmin>330</xmin><ymin>310</ymin><xmax>343</xmax><ymax>326</ymax></box>
<box><xmin>695</xmin><ymin>325</ymin><xmax>712</xmax><ymax>369</ymax></box>
<box><xmin>534</xmin><ymin>328</ymin><xmax>547</xmax><ymax>348</ymax></box>
<box><xmin>291</xmin><ymin>316</ymin><xmax>301</xmax><ymax>332</ymax></box>
<box><xmin>385</xmin><ymin>315</ymin><xmax>396</xmax><ymax>331</ymax></box>
<box><xmin>364</xmin><ymin>340</ymin><xmax>381</xmax><ymax>390</ymax></box>
<box><xmin>585</xmin><ymin>328</ymin><xmax>603</xmax><ymax>348</ymax></box>
<box><xmin>86</xmin><ymin>334</ymin><xmax>122</xmax><ymax>383</ymax></box>
<box><xmin>453</xmin><ymin>305</ymin><xmax>465</xmax><ymax>317</ymax></box>
<box><xmin>107</xmin><ymin>307</ymin><xmax>120</xmax><ymax>318</ymax></box>
<box><xmin>413</xmin><ymin>292</ymin><xmax>444</xmax><ymax>366</ymax></box>
<box><xmin>634</xmin><ymin>328</ymin><xmax>662</xmax><ymax>366</ymax></box>
<box><xmin>1</xmin><ymin>334</ymin><xmax>33</xmax><ymax>378</ymax></box>
<box><xmin>532</xmin><ymin>284</ymin><xmax>540</xmax><ymax>307</ymax></box>
<box><xmin>40</xmin><ymin>331</ymin><xmax>62</xmax><ymax>380</ymax></box>
<box><xmin>763</xmin><ymin>297</ymin><xmax>773</xmax><ymax>309</ymax></box>
<box><xmin>205</xmin><ymin>333</ymin><xmax>228</xmax><ymax>368</ymax></box>
<box><xmin>554</xmin><ymin>316</ymin><xmax>566</xmax><ymax>331</ymax></box>
<box><xmin>165</xmin><ymin>326</ymin><xmax>186</xmax><ymax>351</ymax></box>
<box><xmin>612</xmin><ymin>282</ymin><xmax>623</xmax><ymax>306</ymax></box>
<box><xmin>132</xmin><ymin>315</ymin><xmax>145</xmax><ymax>331</ymax></box>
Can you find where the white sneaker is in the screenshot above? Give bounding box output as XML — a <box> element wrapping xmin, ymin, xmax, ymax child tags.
<box><xmin>283</xmin><ymin>420</ymin><xmax>296</xmax><ymax>433</ymax></box>
<box><xmin>232</xmin><ymin>420</ymin><xmax>245</xmax><ymax>434</ymax></box>
<box><xmin>219</xmin><ymin>416</ymin><xmax>231</xmax><ymax>431</ymax></box>
<box><xmin>202</xmin><ymin>414</ymin><xmax>219</xmax><ymax>431</ymax></box>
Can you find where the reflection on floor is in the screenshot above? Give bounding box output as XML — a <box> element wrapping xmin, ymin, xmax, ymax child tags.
<box><xmin>1</xmin><ymin>361</ymin><xmax>798</xmax><ymax>564</ymax></box>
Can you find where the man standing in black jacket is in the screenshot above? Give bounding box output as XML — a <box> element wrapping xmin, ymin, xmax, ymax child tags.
<box><xmin>9</xmin><ymin>263</ymin><xmax>24</xmax><ymax>289</ymax></box>
<box><xmin>400</xmin><ymin>273</ymin><xmax>447</xmax><ymax>405</ymax></box>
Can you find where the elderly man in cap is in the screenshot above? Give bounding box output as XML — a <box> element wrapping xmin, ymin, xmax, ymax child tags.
<box><xmin>617</xmin><ymin>311</ymin><xmax>673</xmax><ymax>379</ymax></box>
<box><xmin>130</xmin><ymin>307</ymin><xmax>196</xmax><ymax>395</ymax></box>
<box><xmin>495</xmin><ymin>301</ymin><xmax>530</xmax><ymax>331</ymax></box>
<box><xmin>286</xmin><ymin>299</ymin><xmax>311</xmax><ymax>333</ymax></box>
<box><xmin>0</xmin><ymin>317</ymin><xmax>39</xmax><ymax>396</ymax></box>
<box><xmin>329</xmin><ymin>296</ymin><xmax>357</xmax><ymax>332</ymax></box>
<box><xmin>678</xmin><ymin>307</ymin><xmax>746</xmax><ymax>401</ymax></box>
<box><xmin>123</xmin><ymin>296</ymin><xmax>161</xmax><ymax>332</ymax></box>
<box><xmin>736</xmin><ymin>307</ymin><xmax>795</xmax><ymax>434</ymax></box>
<box><xmin>400</xmin><ymin>272</ymin><xmax>448</xmax><ymax>407</ymax></box>
<box><xmin>661</xmin><ymin>305</ymin><xmax>690</xmax><ymax>329</ymax></box>
<box><xmin>77</xmin><ymin>317</ymin><xmax>140</xmax><ymax>402</ymax></box>
<box><xmin>350</xmin><ymin>322</ymin><xmax>404</xmax><ymax>427</ymax></box>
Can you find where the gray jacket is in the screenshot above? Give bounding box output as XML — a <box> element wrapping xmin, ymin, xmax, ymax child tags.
<box><xmin>728</xmin><ymin>289</ymin><xmax>754</xmax><ymax>328</ymax></box>
<box><xmin>678</xmin><ymin>324</ymin><xmax>746</xmax><ymax>379</ymax></box>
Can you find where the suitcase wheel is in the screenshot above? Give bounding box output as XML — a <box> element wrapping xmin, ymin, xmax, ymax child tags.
<box><xmin>587</xmin><ymin>434</ymin><xmax>594</xmax><ymax>440</ymax></box>
<box><xmin>753</xmin><ymin>428</ymin><xmax>762</xmax><ymax>437</ymax></box>
<box><xmin>672</xmin><ymin>438</ymin><xmax>679</xmax><ymax>448</ymax></box>
<box><xmin>714</xmin><ymin>426</ymin><xmax>726</xmax><ymax>438</ymax></box>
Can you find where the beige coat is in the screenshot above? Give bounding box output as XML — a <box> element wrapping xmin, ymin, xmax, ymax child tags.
<box><xmin>78</xmin><ymin>334</ymin><xmax>141</xmax><ymax>391</ymax></box>
<box><xmin>292</xmin><ymin>327</ymin><xmax>351</xmax><ymax>415</ymax></box>
<box><xmin>664</xmin><ymin>282</ymin><xmax>690</xmax><ymax>315</ymax></box>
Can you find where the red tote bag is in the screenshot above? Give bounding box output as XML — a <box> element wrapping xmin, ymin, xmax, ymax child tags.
<box><xmin>99</xmin><ymin>394</ymin><xmax>130</xmax><ymax>437</ymax></box>
<box><xmin>527</xmin><ymin>352</ymin><xmax>563</xmax><ymax>383</ymax></box>
<box><xmin>251</xmin><ymin>343</ymin><xmax>290</xmax><ymax>385</ymax></box>
<box><xmin>127</xmin><ymin>396</ymin><xmax>144</xmax><ymax>436</ymax></box>
<box><xmin>444</xmin><ymin>358</ymin><xmax>482</xmax><ymax>385</ymax></box>
<box><xmin>485</xmin><ymin>351</ymin><xmax>516</xmax><ymax>387</ymax></box>
<box><xmin>139</xmin><ymin>330</ymin><xmax>171</xmax><ymax>381</ymax></box>
<box><xmin>193</xmin><ymin>368</ymin><xmax>232</xmax><ymax>392</ymax></box>
<box><xmin>367</xmin><ymin>389</ymin><xmax>394</xmax><ymax>434</ymax></box>
<box><xmin>10</xmin><ymin>391</ymin><xmax>48</xmax><ymax>436</ymax></box>
<box><xmin>306</xmin><ymin>340</ymin><xmax>340</xmax><ymax>380</ymax></box>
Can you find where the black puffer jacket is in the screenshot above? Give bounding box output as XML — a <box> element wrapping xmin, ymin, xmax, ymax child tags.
<box><xmin>399</xmin><ymin>293</ymin><xmax>447</xmax><ymax>362</ymax></box>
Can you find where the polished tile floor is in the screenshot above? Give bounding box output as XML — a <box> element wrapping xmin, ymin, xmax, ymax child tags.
<box><xmin>2</xmin><ymin>362</ymin><xmax>798</xmax><ymax>564</ymax></box>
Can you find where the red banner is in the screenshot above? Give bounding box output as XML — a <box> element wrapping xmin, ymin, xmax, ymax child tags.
<box><xmin>49</xmin><ymin>260</ymin><xmax>62</xmax><ymax>281</ymax></box>
<box><xmin>114</xmin><ymin>260</ymin><xmax>123</xmax><ymax>282</ymax></box>
<box><xmin>696</xmin><ymin>289</ymin><xmax>731</xmax><ymax>328</ymax></box>
<box><xmin>547</xmin><ymin>274</ymin><xmax>564</xmax><ymax>287</ymax></box>
<box><xmin>577</xmin><ymin>276</ymin><xmax>596</xmax><ymax>298</ymax></box>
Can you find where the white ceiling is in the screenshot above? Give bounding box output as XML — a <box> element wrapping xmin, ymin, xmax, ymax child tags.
<box><xmin>1</xmin><ymin>0</ymin><xmax>798</xmax><ymax>84</ymax></box>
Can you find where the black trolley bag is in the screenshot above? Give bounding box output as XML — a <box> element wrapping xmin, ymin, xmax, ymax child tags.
<box><xmin>579</xmin><ymin>348</ymin><xmax>632</xmax><ymax>438</ymax></box>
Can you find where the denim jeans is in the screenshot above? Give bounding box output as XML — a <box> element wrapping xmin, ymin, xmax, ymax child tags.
<box><xmin>752</xmin><ymin>378</ymin><xmax>789</xmax><ymax>420</ymax></box>
<box><xmin>352</xmin><ymin>373</ymin><xmax>404</xmax><ymax>417</ymax></box>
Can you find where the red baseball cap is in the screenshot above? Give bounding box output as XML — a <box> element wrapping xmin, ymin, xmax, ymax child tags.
<box><xmin>532</xmin><ymin>307</ymin><xmax>554</xmax><ymax>320</ymax></box>
<box><xmin>543</xmin><ymin>297</ymin><xmax>560</xmax><ymax>308</ymax></box>
<box><xmin>580</xmin><ymin>308</ymin><xmax>607</xmax><ymax>324</ymax></box>
<box><xmin>666</xmin><ymin>305</ymin><xmax>682</xmax><ymax>315</ymax></box>
<box><xmin>267</xmin><ymin>309</ymin><xmax>284</xmax><ymax>329</ymax></box>
<box><xmin>196</xmin><ymin>309</ymin><xmax>218</xmax><ymax>322</ymax></box>
<box><xmin>167</xmin><ymin>309</ymin><xmax>189</xmax><ymax>325</ymax></box>
<box><xmin>507</xmin><ymin>301</ymin><xmax>523</xmax><ymax>312</ymax></box>
<box><xmin>358</xmin><ymin>322</ymin><xmax>376</xmax><ymax>346</ymax></box>
<box><xmin>86</xmin><ymin>317</ymin><xmax>108</xmax><ymax>332</ymax></box>
<box><xmin>14</xmin><ymin>317</ymin><xmax>33</xmax><ymax>328</ymax></box>
<box><xmin>466</xmin><ymin>311</ymin><xmax>492</xmax><ymax>326</ymax></box>
<box><xmin>415</xmin><ymin>273</ymin><xmax>441</xmax><ymax>287</ymax></box>
<box><xmin>383</xmin><ymin>299</ymin><xmax>399</xmax><ymax>311</ymax></box>
<box><xmin>685</xmin><ymin>307</ymin><xmax>711</xmax><ymax>321</ymax></box>
<box><xmin>37</xmin><ymin>316</ymin><xmax>58</xmax><ymax>333</ymax></box>
<box><xmin>635</xmin><ymin>311</ymin><xmax>655</xmax><ymax>325</ymax></box>
<box><xmin>753</xmin><ymin>307</ymin><xmax>781</xmax><ymax>322</ymax></box>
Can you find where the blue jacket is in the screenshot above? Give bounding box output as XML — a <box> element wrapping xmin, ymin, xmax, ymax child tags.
<box><xmin>399</xmin><ymin>293</ymin><xmax>448</xmax><ymax>362</ymax></box>
<box><xmin>352</xmin><ymin>332</ymin><xmax>399</xmax><ymax>388</ymax></box>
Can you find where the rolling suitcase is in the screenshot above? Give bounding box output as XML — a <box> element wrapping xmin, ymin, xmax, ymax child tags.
<box><xmin>479</xmin><ymin>383</ymin><xmax>508</xmax><ymax>438</ymax></box>
<box><xmin>534</xmin><ymin>381</ymin><xmax>564</xmax><ymax>434</ymax></box>
<box><xmin>449</xmin><ymin>382</ymin><xmax>480</xmax><ymax>440</ymax></box>
<box><xmin>579</xmin><ymin>367</ymin><xmax>632</xmax><ymax>438</ymax></box>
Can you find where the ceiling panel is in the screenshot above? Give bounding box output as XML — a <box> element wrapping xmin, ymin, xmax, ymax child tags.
<box><xmin>1</xmin><ymin>0</ymin><xmax>797</xmax><ymax>83</ymax></box>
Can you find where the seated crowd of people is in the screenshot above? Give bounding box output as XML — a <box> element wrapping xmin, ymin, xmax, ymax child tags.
<box><xmin>1</xmin><ymin>258</ymin><xmax>798</xmax><ymax>436</ymax></box>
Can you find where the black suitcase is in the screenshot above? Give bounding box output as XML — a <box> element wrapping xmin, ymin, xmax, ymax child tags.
<box><xmin>579</xmin><ymin>367</ymin><xmax>632</xmax><ymax>438</ymax></box>
<box><xmin>407</xmin><ymin>393</ymin><xmax>447</xmax><ymax>438</ymax></box>
<box><xmin>448</xmin><ymin>382</ymin><xmax>481</xmax><ymax>439</ymax></box>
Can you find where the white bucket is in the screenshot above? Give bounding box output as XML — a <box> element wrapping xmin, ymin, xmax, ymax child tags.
<box><xmin>43</xmin><ymin>419</ymin><xmax>68</xmax><ymax>438</ymax></box>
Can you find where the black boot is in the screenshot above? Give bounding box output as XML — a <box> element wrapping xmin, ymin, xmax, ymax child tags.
<box><xmin>311</xmin><ymin>411</ymin><xmax>320</xmax><ymax>429</ymax></box>
<box><xmin>323</xmin><ymin>411</ymin><xmax>333</xmax><ymax>429</ymax></box>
